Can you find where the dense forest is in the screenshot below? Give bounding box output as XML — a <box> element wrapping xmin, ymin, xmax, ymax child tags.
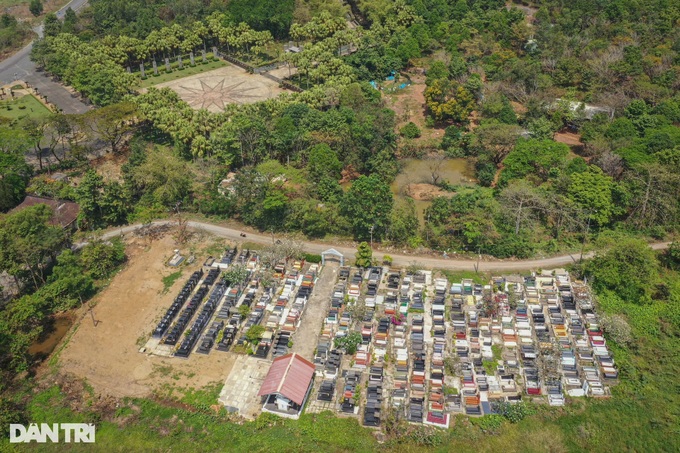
<box><xmin>1</xmin><ymin>0</ymin><xmax>679</xmax><ymax>449</ymax></box>
<box><xmin>6</xmin><ymin>0</ymin><xmax>675</xmax><ymax>258</ymax></box>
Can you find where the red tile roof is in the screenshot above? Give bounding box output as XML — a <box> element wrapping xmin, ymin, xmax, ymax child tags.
<box><xmin>258</xmin><ymin>353</ymin><xmax>315</xmax><ymax>405</ymax></box>
<box><xmin>11</xmin><ymin>196</ymin><xmax>79</xmax><ymax>228</ymax></box>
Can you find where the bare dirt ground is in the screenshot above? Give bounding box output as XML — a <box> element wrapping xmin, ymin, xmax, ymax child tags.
<box><xmin>58</xmin><ymin>233</ymin><xmax>237</xmax><ymax>398</ymax></box>
<box><xmin>384</xmin><ymin>72</ymin><xmax>446</xmax><ymax>148</ymax></box>
<box><xmin>554</xmin><ymin>131</ymin><xmax>584</xmax><ymax>147</ymax></box>
<box><xmin>404</xmin><ymin>183</ymin><xmax>454</xmax><ymax>201</ymax></box>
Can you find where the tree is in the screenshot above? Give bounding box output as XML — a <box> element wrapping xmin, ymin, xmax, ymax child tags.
<box><xmin>29</xmin><ymin>0</ymin><xmax>43</xmax><ymax>16</ymax></box>
<box><xmin>499</xmin><ymin>180</ymin><xmax>547</xmax><ymax>235</ymax></box>
<box><xmin>500</xmin><ymin>139</ymin><xmax>570</xmax><ymax>185</ymax></box>
<box><xmin>334</xmin><ymin>331</ymin><xmax>362</xmax><ymax>354</ymax></box>
<box><xmin>223</xmin><ymin>264</ymin><xmax>249</xmax><ymax>286</ymax></box>
<box><xmin>79</xmin><ymin>238</ymin><xmax>126</xmax><ymax>279</ymax></box>
<box><xmin>0</xmin><ymin>205</ymin><xmax>66</xmax><ymax>288</ymax></box>
<box><xmin>399</xmin><ymin>122</ymin><xmax>421</xmax><ymax>138</ymax></box>
<box><xmin>472</xmin><ymin>122</ymin><xmax>523</xmax><ymax>165</ymax></box>
<box><xmin>0</xmin><ymin>152</ymin><xmax>31</xmax><ymax>212</ymax></box>
<box><xmin>424</xmin><ymin>79</ymin><xmax>476</xmax><ymax>123</ymax></box>
<box><xmin>387</xmin><ymin>199</ymin><xmax>419</xmax><ymax>245</ymax></box>
<box><xmin>585</xmin><ymin>238</ymin><xmax>658</xmax><ymax>305</ymax></box>
<box><xmin>342</xmin><ymin>175</ymin><xmax>393</xmax><ymax>241</ymax></box>
<box><xmin>129</xmin><ymin>147</ymin><xmax>191</xmax><ymax>208</ymax></box>
<box><xmin>527</xmin><ymin>117</ymin><xmax>556</xmax><ymax>140</ymax></box>
<box><xmin>355</xmin><ymin>241</ymin><xmax>373</xmax><ymax>268</ymax></box>
<box><xmin>307</xmin><ymin>143</ymin><xmax>342</xmax><ymax>180</ymax></box>
<box><xmin>245</xmin><ymin>325</ymin><xmax>265</xmax><ymax>343</ymax></box>
<box><xmin>625</xmin><ymin>163</ymin><xmax>680</xmax><ymax>230</ymax></box>
<box><xmin>568</xmin><ymin>166</ymin><xmax>616</xmax><ymax>226</ymax></box>
<box><xmin>663</xmin><ymin>240</ymin><xmax>680</xmax><ymax>270</ymax></box>
<box><xmin>43</xmin><ymin>13</ymin><xmax>61</xmax><ymax>37</ymax></box>
<box><xmin>85</xmin><ymin>102</ymin><xmax>138</xmax><ymax>154</ymax></box>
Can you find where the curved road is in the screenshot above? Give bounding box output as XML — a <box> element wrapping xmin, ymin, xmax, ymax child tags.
<box><xmin>93</xmin><ymin>220</ymin><xmax>671</xmax><ymax>272</ymax></box>
<box><xmin>0</xmin><ymin>0</ymin><xmax>90</xmax><ymax>113</ymax></box>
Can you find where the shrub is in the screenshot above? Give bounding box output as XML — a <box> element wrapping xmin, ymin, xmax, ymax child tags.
<box><xmin>600</xmin><ymin>314</ymin><xmax>633</xmax><ymax>347</ymax></box>
<box><xmin>304</xmin><ymin>253</ymin><xmax>322</xmax><ymax>263</ymax></box>
<box><xmin>497</xmin><ymin>401</ymin><xmax>536</xmax><ymax>423</ymax></box>
<box><xmin>334</xmin><ymin>331</ymin><xmax>362</xmax><ymax>354</ymax></box>
<box><xmin>400</xmin><ymin>121</ymin><xmax>421</xmax><ymax>138</ymax></box>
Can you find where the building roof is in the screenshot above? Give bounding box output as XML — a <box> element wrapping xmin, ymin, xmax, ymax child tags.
<box><xmin>257</xmin><ymin>353</ymin><xmax>315</xmax><ymax>405</ymax></box>
<box><xmin>11</xmin><ymin>196</ymin><xmax>79</xmax><ymax>228</ymax></box>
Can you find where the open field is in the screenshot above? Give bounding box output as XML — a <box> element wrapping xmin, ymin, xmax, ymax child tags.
<box><xmin>58</xmin><ymin>234</ymin><xmax>237</xmax><ymax>398</ymax></box>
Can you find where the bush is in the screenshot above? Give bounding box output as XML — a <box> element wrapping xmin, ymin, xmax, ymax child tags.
<box><xmin>600</xmin><ymin>313</ymin><xmax>634</xmax><ymax>347</ymax></box>
<box><xmin>399</xmin><ymin>122</ymin><xmax>421</xmax><ymax>138</ymax></box>
<box><xmin>497</xmin><ymin>402</ymin><xmax>536</xmax><ymax>423</ymax></box>
<box><xmin>334</xmin><ymin>331</ymin><xmax>362</xmax><ymax>354</ymax></box>
<box><xmin>304</xmin><ymin>253</ymin><xmax>322</xmax><ymax>263</ymax></box>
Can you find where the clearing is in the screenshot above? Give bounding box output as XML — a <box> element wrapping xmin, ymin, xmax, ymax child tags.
<box><xmin>58</xmin><ymin>233</ymin><xmax>237</xmax><ymax>398</ymax></box>
<box><xmin>148</xmin><ymin>64</ymin><xmax>284</xmax><ymax>113</ymax></box>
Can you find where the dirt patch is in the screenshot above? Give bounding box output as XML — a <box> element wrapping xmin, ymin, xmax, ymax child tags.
<box><xmin>5</xmin><ymin>0</ymin><xmax>70</xmax><ymax>24</ymax></box>
<box><xmin>58</xmin><ymin>233</ymin><xmax>237</xmax><ymax>398</ymax></box>
<box><xmin>88</xmin><ymin>149</ymin><xmax>130</xmax><ymax>183</ymax></box>
<box><xmin>554</xmin><ymin>131</ymin><xmax>584</xmax><ymax>147</ymax></box>
<box><xmin>404</xmin><ymin>183</ymin><xmax>453</xmax><ymax>201</ymax></box>
<box><xmin>383</xmin><ymin>72</ymin><xmax>445</xmax><ymax>148</ymax></box>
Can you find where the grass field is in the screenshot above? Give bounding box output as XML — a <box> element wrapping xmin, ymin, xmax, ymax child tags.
<box><xmin>138</xmin><ymin>59</ymin><xmax>227</xmax><ymax>88</ymax></box>
<box><xmin>0</xmin><ymin>94</ymin><xmax>52</xmax><ymax>120</ymax></box>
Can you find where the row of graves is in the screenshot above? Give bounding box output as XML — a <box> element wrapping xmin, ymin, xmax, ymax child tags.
<box><xmin>309</xmin><ymin>270</ymin><xmax>351</xmax><ymax>412</ymax></box>
<box><xmin>207</xmin><ymin>249</ymin><xmax>263</xmax><ymax>356</ymax></box>
<box><xmin>516</xmin><ymin>272</ymin><xmax>617</xmax><ymax>402</ymax></box>
<box><xmin>309</xmin><ymin>266</ymin><xmax>381</xmax><ymax>418</ymax></box>
<box><xmin>447</xmin><ymin>270</ymin><xmax>618</xmax><ymax>417</ymax></box>
<box><xmin>262</xmin><ymin>261</ymin><xmax>319</xmax><ymax>360</ymax></box>
<box><xmin>148</xmin><ymin>247</ymin><xmax>266</xmax><ymax>357</ymax></box>
<box><xmin>304</xmin><ymin>267</ymin><xmax>617</xmax><ymax>429</ymax></box>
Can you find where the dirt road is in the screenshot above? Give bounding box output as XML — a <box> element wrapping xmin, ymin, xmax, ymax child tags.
<box><xmin>92</xmin><ymin>220</ymin><xmax>671</xmax><ymax>272</ymax></box>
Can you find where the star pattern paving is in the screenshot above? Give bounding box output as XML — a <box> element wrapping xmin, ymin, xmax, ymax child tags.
<box><xmin>180</xmin><ymin>79</ymin><xmax>262</xmax><ymax>110</ymax></box>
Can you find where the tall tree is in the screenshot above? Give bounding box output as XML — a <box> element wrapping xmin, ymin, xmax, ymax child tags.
<box><xmin>85</xmin><ymin>102</ymin><xmax>137</xmax><ymax>153</ymax></box>
<box><xmin>342</xmin><ymin>175</ymin><xmax>393</xmax><ymax>241</ymax></box>
<box><xmin>0</xmin><ymin>205</ymin><xmax>66</xmax><ymax>288</ymax></box>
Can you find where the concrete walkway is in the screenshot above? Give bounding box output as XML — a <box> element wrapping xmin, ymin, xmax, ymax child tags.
<box><xmin>290</xmin><ymin>262</ymin><xmax>339</xmax><ymax>360</ymax></box>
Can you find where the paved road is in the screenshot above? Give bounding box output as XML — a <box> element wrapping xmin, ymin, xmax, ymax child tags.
<box><xmin>0</xmin><ymin>0</ymin><xmax>91</xmax><ymax>114</ymax></box>
<box><xmin>92</xmin><ymin>220</ymin><xmax>671</xmax><ymax>272</ymax></box>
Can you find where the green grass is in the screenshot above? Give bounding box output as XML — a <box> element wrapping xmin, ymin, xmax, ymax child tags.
<box><xmin>161</xmin><ymin>270</ymin><xmax>183</xmax><ymax>294</ymax></box>
<box><xmin>440</xmin><ymin>269</ymin><xmax>489</xmax><ymax>285</ymax></box>
<box><xmin>0</xmin><ymin>94</ymin><xmax>52</xmax><ymax>120</ymax></box>
<box><xmin>138</xmin><ymin>59</ymin><xmax>227</xmax><ymax>88</ymax></box>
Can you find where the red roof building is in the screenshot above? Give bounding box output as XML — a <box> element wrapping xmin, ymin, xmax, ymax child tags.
<box><xmin>11</xmin><ymin>196</ymin><xmax>79</xmax><ymax>229</ymax></box>
<box><xmin>258</xmin><ymin>353</ymin><xmax>315</xmax><ymax>419</ymax></box>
